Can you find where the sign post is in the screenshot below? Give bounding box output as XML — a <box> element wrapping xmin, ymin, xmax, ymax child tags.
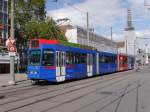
<box><xmin>6</xmin><ymin>38</ymin><xmax>16</xmax><ymax>85</ymax></box>
<box><xmin>6</xmin><ymin>0</ymin><xmax>16</xmax><ymax>85</ymax></box>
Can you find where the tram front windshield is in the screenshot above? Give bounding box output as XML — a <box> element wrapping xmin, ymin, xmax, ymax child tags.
<box><xmin>42</xmin><ymin>49</ymin><xmax>54</xmax><ymax>66</ymax></box>
<box><xmin>29</xmin><ymin>50</ymin><xmax>41</xmax><ymax>66</ymax></box>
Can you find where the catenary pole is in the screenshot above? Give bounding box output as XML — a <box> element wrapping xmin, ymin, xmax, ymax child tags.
<box><xmin>87</xmin><ymin>12</ymin><xmax>89</xmax><ymax>46</ymax></box>
<box><xmin>9</xmin><ymin>0</ymin><xmax>15</xmax><ymax>85</ymax></box>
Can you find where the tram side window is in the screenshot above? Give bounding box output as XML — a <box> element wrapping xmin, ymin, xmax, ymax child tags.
<box><xmin>66</xmin><ymin>52</ymin><xmax>74</xmax><ymax>64</ymax></box>
<box><xmin>99</xmin><ymin>55</ymin><xmax>109</xmax><ymax>63</ymax></box>
<box><xmin>119</xmin><ymin>56</ymin><xmax>123</xmax><ymax>65</ymax></box>
<box><xmin>111</xmin><ymin>56</ymin><xmax>114</xmax><ymax>63</ymax></box>
<box><xmin>42</xmin><ymin>49</ymin><xmax>54</xmax><ymax>66</ymax></box>
<box><xmin>99</xmin><ymin>55</ymin><xmax>112</xmax><ymax>63</ymax></box>
<box><xmin>56</xmin><ymin>52</ymin><xmax>59</xmax><ymax>66</ymax></box>
<box><xmin>123</xmin><ymin>57</ymin><xmax>127</xmax><ymax>64</ymax></box>
<box><xmin>66</xmin><ymin>52</ymin><xmax>87</xmax><ymax>64</ymax></box>
<box><xmin>66</xmin><ymin>52</ymin><xmax>70</xmax><ymax>65</ymax></box>
<box><xmin>93</xmin><ymin>54</ymin><xmax>96</xmax><ymax>64</ymax></box>
<box><xmin>81</xmin><ymin>53</ymin><xmax>86</xmax><ymax>63</ymax></box>
<box><xmin>90</xmin><ymin>54</ymin><xmax>93</xmax><ymax>64</ymax></box>
<box><xmin>106</xmin><ymin>56</ymin><xmax>111</xmax><ymax>63</ymax></box>
<box><xmin>114</xmin><ymin>56</ymin><xmax>117</xmax><ymax>64</ymax></box>
<box><xmin>70</xmin><ymin>52</ymin><xmax>74</xmax><ymax>64</ymax></box>
<box><xmin>99</xmin><ymin>55</ymin><xmax>105</xmax><ymax>63</ymax></box>
<box><xmin>120</xmin><ymin>60</ymin><xmax>123</xmax><ymax>65</ymax></box>
<box><xmin>111</xmin><ymin>56</ymin><xmax>117</xmax><ymax>63</ymax></box>
<box><xmin>75</xmin><ymin>53</ymin><xmax>81</xmax><ymax>64</ymax></box>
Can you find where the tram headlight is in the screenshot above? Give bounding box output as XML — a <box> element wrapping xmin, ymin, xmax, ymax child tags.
<box><xmin>29</xmin><ymin>71</ymin><xmax>38</xmax><ymax>74</ymax></box>
<box><xmin>33</xmin><ymin>71</ymin><xmax>38</xmax><ymax>74</ymax></box>
<box><xmin>30</xmin><ymin>71</ymin><xmax>34</xmax><ymax>74</ymax></box>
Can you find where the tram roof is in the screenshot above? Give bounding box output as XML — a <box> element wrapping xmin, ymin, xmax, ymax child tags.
<box><xmin>29</xmin><ymin>39</ymin><xmax>97</xmax><ymax>51</ymax></box>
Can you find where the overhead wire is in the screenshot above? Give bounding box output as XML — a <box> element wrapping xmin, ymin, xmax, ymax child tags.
<box><xmin>48</xmin><ymin>0</ymin><xmax>110</xmax><ymax>27</ymax></box>
<box><xmin>48</xmin><ymin>0</ymin><xmax>126</xmax><ymax>39</ymax></box>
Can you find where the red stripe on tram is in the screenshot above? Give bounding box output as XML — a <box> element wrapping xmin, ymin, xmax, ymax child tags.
<box><xmin>44</xmin><ymin>66</ymin><xmax>56</xmax><ymax>69</ymax></box>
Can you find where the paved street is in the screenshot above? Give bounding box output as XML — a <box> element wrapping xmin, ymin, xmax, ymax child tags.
<box><xmin>0</xmin><ymin>67</ymin><xmax>150</xmax><ymax>112</ymax></box>
<box><xmin>0</xmin><ymin>73</ymin><xmax>27</xmax><ymax>87</ymax></box>
<box><xmin>1</xmin><ymin>0</ymin><xmax>150</xmax><ymax>112</ymax></box>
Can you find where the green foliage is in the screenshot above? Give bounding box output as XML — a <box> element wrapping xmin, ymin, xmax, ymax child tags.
<box><xmin>9</xmin><ymin>0</ymin><xmax>67</xmax><ymax>52</ymax></box>
<box><xmin>8</xmin><ymin>0</ymin><xmax>46</xmax><ymax>52</ymax></box>
<box><xmin>59</xmin><ymin>40</ymin><xmax>97</xmax><ymax>50</ymax></box>
<box><xmin>24</xmin><ymin>19</ymin><xmax>67</xmax><ymax>41</ymax></box>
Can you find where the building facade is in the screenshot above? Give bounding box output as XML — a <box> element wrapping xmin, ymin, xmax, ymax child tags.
<box><xmin>118</xmin><ymin>9</ymin><xmax>136</xmax><ymax>56</ymax></box>
<box><xmin>0</xmin><ymin>0</ymin><xmax>8</xmax><ymax>40</ymax></box>
<box><xmin>64</xmin><ymin>25</ymin><xmax>117</xmax><ymax>53</ymax></box>
<box><xmin>0</xmin><ymin>0</ymin><xmax>12</xmax><ymax>74</ymax></box>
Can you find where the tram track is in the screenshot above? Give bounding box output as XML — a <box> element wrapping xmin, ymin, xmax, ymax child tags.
<box><xmin>0</xmin><ymin>73</ymin><xmax>127</xmax><ymax>105</ymax></box>
<box><xmin>95</xmin><ymin>81</ymin><xmax>145</xmax><ymax>112</ymax></box>
<box><xmin>68</xmin><ymin>80</ymin><xmax>146</xmax><ymax>112</ymax></box>
<box><xmin>0</xmin><ymin>71</ymin><xmax>136</xmax><ymax>112</ymax></box>
<box><xmin>0</xmin><ymin>80</ymin><xmax>31</xmax><ymax>92</ymax></box>
<box><xmin>40</xmin><ymin>79</ymin><xmax>143</xmax><ymax>112</ymax></box>
<box><xmin>0</xmin><ymin>70</ymin><xmax>134</xmax><ymax>95</ymax></box>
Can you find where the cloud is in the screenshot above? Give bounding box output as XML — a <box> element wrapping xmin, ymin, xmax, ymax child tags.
<box><xmin>46</xmin><ymin>0</ymin><xmax>150</xmax><ymax>43</ymax></box>
<box><xmin>47</xmin><ymin>0</ymin><xmax>127</xmax><ymax>28</ymax></box>
<box><xmin>136</xmin><ymin>29</ymin><xmax>150</xmax><ymax>37</ymax></box>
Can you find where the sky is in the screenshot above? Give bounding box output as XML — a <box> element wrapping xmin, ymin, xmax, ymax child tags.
<box><xmin>46</xmin><ymin>0</ymin><xmax>150</xmax><ymax>49</ymax></box>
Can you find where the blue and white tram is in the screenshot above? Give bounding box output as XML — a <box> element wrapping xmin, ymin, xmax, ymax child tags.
<box><xmin>27</xmin><ymin>39</ymin><xmax>132</xmax><ymax>83</ymax></box>
<box><xmin>28</xmin><ymin>39</ymin><xmax>97</xmax><ymax>82</ymax></box>
<box><xmin>99</xmin><ymin>52</ymin><xmax>117</xmax><ymax>74</ymax></box>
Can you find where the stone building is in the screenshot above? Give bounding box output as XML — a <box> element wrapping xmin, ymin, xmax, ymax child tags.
<box><xmin>117</xmin><ymin>9</ymin><xmax>136</xmax><ymax>56</ymax></box>
<box><xmin>0</xmin><ymin>0</ymin><xmax>8</xmax><ymax>39</ymax></box>
<box><xmin>61</xmin><ymin>25</ymin><xmax>117</xmax><ymax>53</ymax></box>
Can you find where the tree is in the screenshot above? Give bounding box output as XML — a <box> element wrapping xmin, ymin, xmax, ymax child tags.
<box><xmin>8</xmin><ymin>0</ymin><xmax>66</xmax><ymax>51</ymax></box>
<box><xmin>8</xmin><ymin>0</ymin><xmax>46</xmax><ymax>51</ymax></box>
<box><xmin>8</xmin><ymin>0</ymin><xmax>67</xmax><ymax>72</ymax></box>
<box><xmin>24</xmin><ymin>18</ymin><xmax>67</xmax><ymax>41</ymax></box>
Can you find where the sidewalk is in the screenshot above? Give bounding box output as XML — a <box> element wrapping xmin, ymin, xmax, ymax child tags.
<box><xmin>0</xmin><ymin>73</ymin><xmax>27</xmax><ymax>87</ymax></box>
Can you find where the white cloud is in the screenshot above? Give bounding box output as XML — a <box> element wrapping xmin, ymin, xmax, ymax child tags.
<box><xmin>47</xmin><ymin>0</ymin><xmax>126</xmax><ymax>28</ymax></box>
<box><xmin>47</xmin><ymin>0</ymin><xmax>150</xmax><ymax>43</ymax></box>
<box><xmin>136</xmin><ymin>29</ymin><xmax>150</xmax><ymax>37</ymax></box>
<box><xmin>134</xmin><ymin>29</ymin><xmax>150</xmax><ymax>50</ymax></box>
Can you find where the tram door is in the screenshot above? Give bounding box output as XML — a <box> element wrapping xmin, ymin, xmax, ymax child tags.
<box><xmin>56</xmin><ymin>51</ymin><xmax>66</xmax><ymax>81</ymax></box>
<box><xmin>87</xmin><ymin>54</ymin><xmax>93</xmax><ymax>77</ymax></box>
